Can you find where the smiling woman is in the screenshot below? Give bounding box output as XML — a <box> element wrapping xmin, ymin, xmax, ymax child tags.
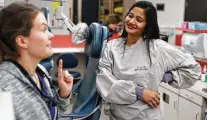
<box><xmin>124</xmin><ymin>7</ymin><xmax>147</xmax><ymax>41</ymax></box>
<box><xmin>0</xmin><ymin>2</ymin><xmax>73</xmax><ymax>120</ymax></box>
<box><xmin>96</xmin><ymin>1</ymin><xmax>201</xmax><ymax>120</ymax></box>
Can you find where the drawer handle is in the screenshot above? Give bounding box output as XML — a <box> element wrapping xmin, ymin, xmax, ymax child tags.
<box><xmin>174</xmin><ymin>101</ymin><xmax>178</xmax><ymax>109</ymax></box>
<box><xmin>196</xmin><ymin>113</ymin><xmax>199</xmax><ymax>120</ymax></box>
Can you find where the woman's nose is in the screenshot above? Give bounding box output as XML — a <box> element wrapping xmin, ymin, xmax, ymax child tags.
<box><xmin>129</xmin><ymin>18</ymin><xmax>136</xmax><ymax>24</ymax></box>
<box><xmin>48</xmin><ymin>31</ymin><xmax>54</xmax><ymax>41</ymax></box>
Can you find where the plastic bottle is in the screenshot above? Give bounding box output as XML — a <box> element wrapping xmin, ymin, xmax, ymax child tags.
<box><xmin>201</xmin><ymin>65</ymin><xmax>207</xmax><ymax>82</ymax></box>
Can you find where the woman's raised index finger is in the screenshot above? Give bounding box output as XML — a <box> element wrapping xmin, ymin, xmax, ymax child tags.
<box><xmin>58</xmin><ymin>59</ymin><xmax>63</xmax><ymax>75</ymax></box>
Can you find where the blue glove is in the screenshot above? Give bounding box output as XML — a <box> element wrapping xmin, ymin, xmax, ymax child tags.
<box><xmin>135</xmin><ymin>86</ymin><xmax>144</xmax><ymax>100</ymax></box>
<box><xmin>163</xmin><ymin>72</ymin><xmax>173</xmax><ymax>83</ymax></box>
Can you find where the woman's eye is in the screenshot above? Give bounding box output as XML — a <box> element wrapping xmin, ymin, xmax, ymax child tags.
<box><xmin>137</xmin><ymin>19</ymin><xmax>142</xmax><ymax>23</ymax></box>
<box><xmin>136</xmin><ymin>18</ymin><xmax>143</xmax><ymax>23</ymax></box>
<box><xmin>128</xmin><ymin>14</ymin><xmax>133</xmax><ymax>18</ymax></box>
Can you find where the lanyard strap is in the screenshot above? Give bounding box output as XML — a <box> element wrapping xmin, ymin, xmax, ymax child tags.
<box><xmin>9</xmin><ymin>60</ymin><xmax>58</xmax><ymax>106</ymax></box>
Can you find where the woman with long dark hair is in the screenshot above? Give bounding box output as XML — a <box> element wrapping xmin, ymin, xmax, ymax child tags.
<box><xmin>96</xmin><ymin>1</ymin><xmax>201</xmax><ymax>120</ymax></box>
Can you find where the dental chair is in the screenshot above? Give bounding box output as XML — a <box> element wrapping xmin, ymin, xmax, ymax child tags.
<box><xmin>56</xmin><ymin>53</ymin><xmax>81</xmax><ymax>84</ymax></box>
<box><xmin>39</xmin><ymin>56</ymin><xmax>54</xmax><ymax>73</ymax></box>
<box><xmin>160</xmin><ymin>34</ymin><xmax>169</xmax><ymax>42</ymax></box>
<box><xmin>61</xmin><ymin>23</ymin><xmax>108</xmax><ymax>120</ymax></box>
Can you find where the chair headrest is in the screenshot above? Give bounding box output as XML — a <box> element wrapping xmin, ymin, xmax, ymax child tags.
<box><xmin>56</xmin><ymin>53</ymin><xmax>78</xmax><ymax>68</ymax></box>
<box><xmin>85</xmin><ymin>23</ymin><xmax>108</xmax><ymax>58</ymax></box>
<box><xmin>39</xmin><ymin>56</ymin><xmax>53</xmax><ymax>72</ymax></box>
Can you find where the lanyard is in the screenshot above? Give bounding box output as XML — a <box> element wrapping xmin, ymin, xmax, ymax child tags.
<box><xmin>9</xmin><ymin>60</ymin><xmax>58</xmax><ymax>106</ymax></box>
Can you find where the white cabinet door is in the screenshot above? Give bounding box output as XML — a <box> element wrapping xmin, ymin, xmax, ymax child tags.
<box><xmin>158</xmin><ymin>86</ymin><xmax>179</xmax><ymax>120</ymax></box>
<box><xmin>178</xmin><ymin>96</ymin><xmax>202</xmax><ymax>120</ymax></box>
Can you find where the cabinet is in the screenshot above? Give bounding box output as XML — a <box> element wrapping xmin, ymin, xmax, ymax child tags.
<box><xmin>82</xmin><ymin>0</ymin><xmax>99</xmax><ymax>25</ymax></box>
<box><xmin>158</xmin><ymin>83</ymin><xmax>207</xmax><ymax>120</ymax></box>
<box><xmin>158</xmin><ymin>86</ymin><xmax>178</xmax><ymax>120</ymax></box>
<box><xmin>184</xmin><ymin>0</ymin><xmax>207</xmax><ymax>23</ymax></box>
<box><xmin>178</xmin><ymin>96</ymin><xmax>202</xmax><ymax>120</ymax></box>
<box><xmin>178</xmin><ymin>88</ymin><xmax>204</xmax><ymax>120</ymax></box>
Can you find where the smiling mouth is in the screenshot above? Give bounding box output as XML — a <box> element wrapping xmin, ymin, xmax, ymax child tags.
<box><xmin>126</xmin><ymin>24</ymin><xmax>137</xmax><ymax>29</ymax></box>
<box><xmin>47</xmin><ymin>44</ymin><xmax>52</xmax><ymax>48</ymax></box>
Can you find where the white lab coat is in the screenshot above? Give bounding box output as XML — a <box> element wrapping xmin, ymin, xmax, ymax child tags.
<box><xmin>96</xmin><ymin>37</ymin><xmax>201</xmax><ymax>120</ymax></box>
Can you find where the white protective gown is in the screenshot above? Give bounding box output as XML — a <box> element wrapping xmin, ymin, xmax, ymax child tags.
<box><xmin>96</xmin><ymin>37</ymin><xmax>201</xmax><ymax>120</ymax></box>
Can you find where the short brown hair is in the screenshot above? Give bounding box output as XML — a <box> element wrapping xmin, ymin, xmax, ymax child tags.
<box><xmin>0</xmin><ymin>2</ymin><xmax>40</xmax><ymax>62</ymax></box>
<box><xmin>107</xmin><ymin>14</ymin><xmax>121</xmax><ymax>24</ymax></box>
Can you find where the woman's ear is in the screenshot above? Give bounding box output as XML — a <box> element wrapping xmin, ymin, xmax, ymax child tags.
<box><xmin>15</xmin><ymin>35</ymin><xmax>28</xmax><ymax>49</ymax></box>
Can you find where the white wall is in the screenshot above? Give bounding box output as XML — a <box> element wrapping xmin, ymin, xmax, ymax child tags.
<box><xmin>135</xmin><ymin>0</ymin><xmax>186</xmax><ymax>44</ymax></box>
<box><xmin>0</xmin><ymin>0</ymin><xmax>3</xmax><ymax>7</ymax></box>
<box><xmin>5</xmin><ymin>0</ymin><xmax>70</xmax><ymax>34</ymax></box>
<box><xmin>136</xmin><ymin>0</ymin><xmax>185</xmax><ymax>27</ymax></box>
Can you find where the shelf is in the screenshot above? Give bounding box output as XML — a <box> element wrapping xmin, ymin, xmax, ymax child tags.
<box><xmin>176</xmin><ymin>28</ymin><xmax>207</xmax><ymax>33</ymax></box>
<box><xmin>52</xmin><ymin>34</ymin><xmax>85</xmax><ymax>48</ymax></box>
<box><xmin>195</xmin><ymin>57</ymin><xmax>207</xmax><ymax>64</ymax></box>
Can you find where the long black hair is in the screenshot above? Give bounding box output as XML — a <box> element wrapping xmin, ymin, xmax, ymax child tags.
<box><xmin>121</xmin><ymin>1</ymin><xmax>160</xmax><ymax>65</ymax></box>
